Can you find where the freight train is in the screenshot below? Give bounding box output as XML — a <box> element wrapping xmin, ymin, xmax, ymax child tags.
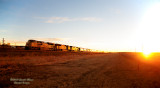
<box><xmin>25</xmin><ymin>40</ymin><xmax>92</xmax><ymax>52</ymax></box>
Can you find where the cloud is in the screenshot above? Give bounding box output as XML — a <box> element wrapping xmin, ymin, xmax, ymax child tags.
<box><xmin>80</xmin><ymin>17</ymin><xmax>102</xmax><ymax>22</ymax></box>
<box><xmin>45</xmin><ymin>17</ymin><xmax>71</xmax><ymax>23</ymax></box>
<box><xmin>35</xmin><ymin>17</ymin><xmax>102</xmax><ymax>23</ymax></box>
<box><xmin>0</xmin><ymin>29</ymin><xmax>7</xmax><ymax>33</ymax></box>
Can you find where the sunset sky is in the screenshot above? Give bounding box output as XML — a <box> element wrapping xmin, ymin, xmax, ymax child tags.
<box><xmin>1</xmin><ymin>0</ymin><xmax>160</xmax><ymax>52</ymax></box>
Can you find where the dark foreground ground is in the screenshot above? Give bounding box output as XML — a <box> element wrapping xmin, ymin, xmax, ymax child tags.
<box><xmin>1</xmin><ymin>52</ymin><xmax>160</xmax><ymax>88</ymax></box>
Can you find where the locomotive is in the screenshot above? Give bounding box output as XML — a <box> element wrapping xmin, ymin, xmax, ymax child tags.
<box><xmin>25</xmin><ymin>40</ymin><xmax>91</xmax><ymax>52</ymax></box>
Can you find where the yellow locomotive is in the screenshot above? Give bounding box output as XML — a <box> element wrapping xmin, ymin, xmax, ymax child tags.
<box><xmin>25</xmin><ymin>39</ymin><xmax>92</xmax><ymax>52</ymax></box>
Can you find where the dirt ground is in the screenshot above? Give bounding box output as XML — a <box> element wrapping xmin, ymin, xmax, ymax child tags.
<box><xmin>1</xmin><ymin>52</ymin><xmax>160</xmax><ymax>88</ymax></box>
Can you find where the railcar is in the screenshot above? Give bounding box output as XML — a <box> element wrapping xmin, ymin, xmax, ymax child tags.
<box><xmin>59</xmin><ymin>45</ymin><xmax>67</xmax><ymax>51</ymax></box>
<box><xmin>69</xmin><ymin>46</ymin><xmax>73</xmax><ymax>51</ymax></box>
<box><xmin>86</xmin><ymin>49</ymin><xmax>91</xmax><ymax>52</ymax></box>
<box><xmin>75</xmin><ymin>47</ymin><xmax>80</xmax><ymax>52</ymax></box>
<box><xmin>65</xmin><ymin>45</ymin><xmax>72</xmax><ymax>51</ymax></box>
<box><xmin>55</xmin><ymin>44</ymin><xmax>67</xmax><ymax>51</ymax></box>
<box><xmin>71</xmin><ymin>46</ymin><xmax>76</xmax><ymax>51</ymax></box>
<box><xmin>80</xmin><ymin>48</ymin><xmax>85</xmax><ymax>52</ymax></box>
<box><xmin>83</xmin><ymin>48</ymin><xmax>87</xmax><ymax>52</ymax></box>
<box><xmin>47</xmin><ymin>42</ymin><xmax>55</xmax><ymax>50</ymax></box>
<box><xmin>55</xmin><ymin>44</ymin><xmax>61</xmax><ymax>51</ymax></box>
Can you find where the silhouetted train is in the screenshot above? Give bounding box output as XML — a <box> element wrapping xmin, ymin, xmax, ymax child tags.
<box><xmin>25</xmin><ymin>40</ymin><xmax>92</xmax><ymax>52</ymax></box>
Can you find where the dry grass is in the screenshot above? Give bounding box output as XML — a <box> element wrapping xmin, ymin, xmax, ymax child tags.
<box><xmin>0</xmin><ymin>51</ymin><xmax>106</xmax><ymax>88</ymax></box>
<box><xmin>1</xmin><ymin>52</ymin><xmax>160</xmax><ymax>88</ymax></box>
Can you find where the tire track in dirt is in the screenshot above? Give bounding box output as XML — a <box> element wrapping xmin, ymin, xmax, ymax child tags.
<box><xmin>69</xmin><ymin>54</ymin><xmax>117</xmax><ymax>88</ymax></box>
<box><xmin>9</xmin><ymin>54</ymin><xmax>109</xmax><ymax>88</ymax></box>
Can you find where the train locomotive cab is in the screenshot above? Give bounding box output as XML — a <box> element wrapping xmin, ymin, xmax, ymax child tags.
<box><xmin>25</xmin><ymin>40</ymin><xmax>39</xmax><ymax>50</ymax></box>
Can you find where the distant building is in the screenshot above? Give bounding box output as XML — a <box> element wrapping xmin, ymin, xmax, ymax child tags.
<box><xmin>0</xmin><ymin>45</ymin><xmax>12</xmax><ymax>51</ymax></box>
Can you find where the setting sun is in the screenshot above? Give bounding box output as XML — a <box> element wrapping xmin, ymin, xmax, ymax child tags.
<box><xmin>143</xmin><ymin>51</ymin><xmax>152</xmax><ymax>58</ymax></box>
<box><xmin>142</xmin><ymin>47</ymin><xmax>153</xmax><ymax>58</ymax></box>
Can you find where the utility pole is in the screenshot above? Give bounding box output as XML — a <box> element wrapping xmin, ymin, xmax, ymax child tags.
<box><xmin>2</xmin><ymin>38</ymin><xmax>5</xmax><ymax>45</ymax></box>
<box><xmin>2</xmin><ymin>38</ymin><xmax>5</xmax><ymax>49</ymax></box>
<box><xmin>142</xmin><ymin>43</ymin><xmax>144</xmax><ymax>52</ymax></box>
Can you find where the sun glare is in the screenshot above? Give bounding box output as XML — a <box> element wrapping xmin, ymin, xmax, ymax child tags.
<box><xmin>136</xmin><ymin>2</ymin><xmax>160</xmax><ymax>53</ymax></box>
<box><xmin>143</xmin><ymin>51</ymin><xmax>152</xmax><ymax>58</ymax></box>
